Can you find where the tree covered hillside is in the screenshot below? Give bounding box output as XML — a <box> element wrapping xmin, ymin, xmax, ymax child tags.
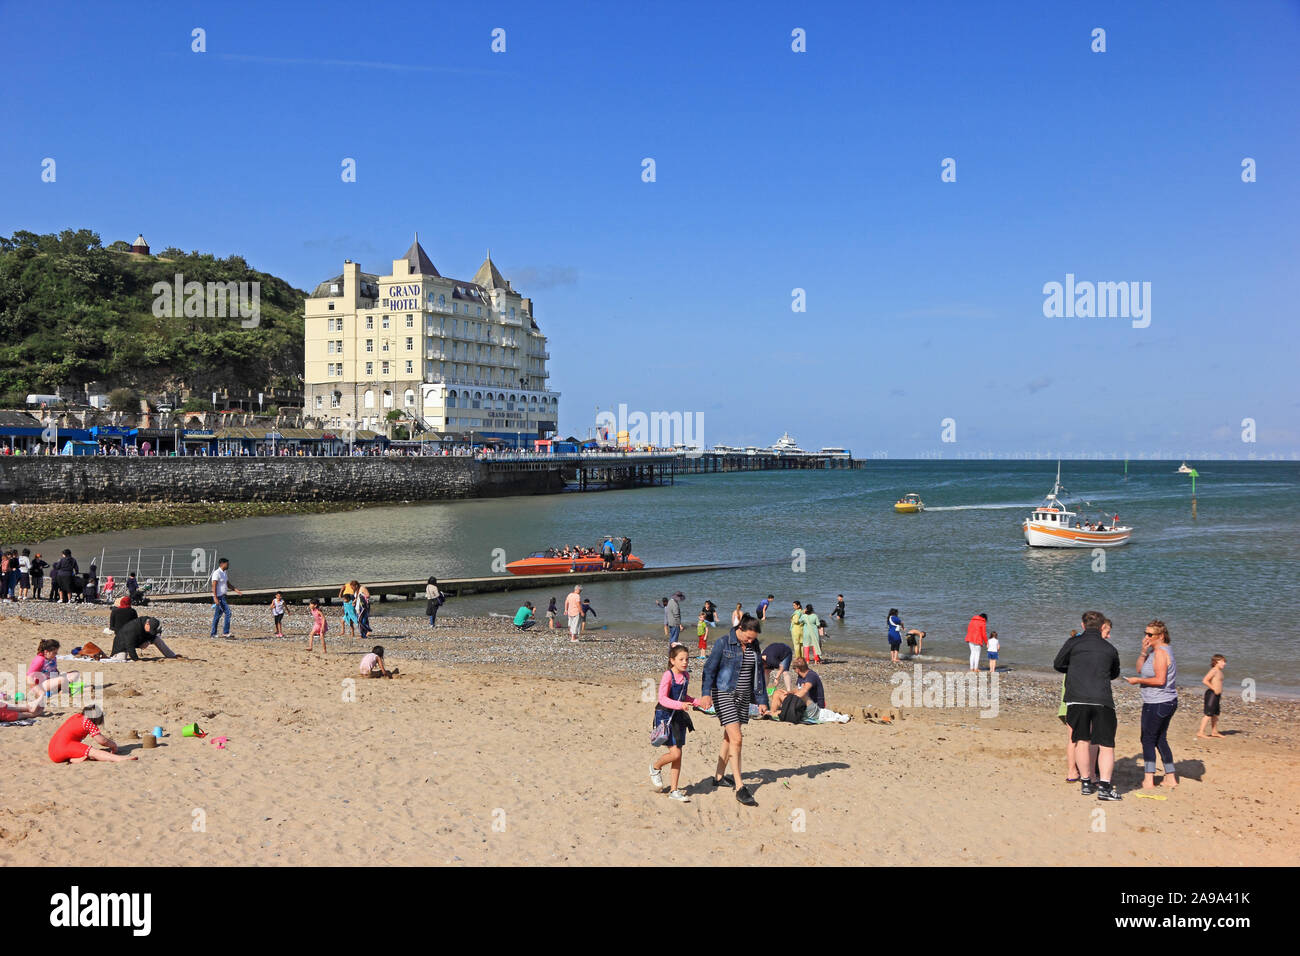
<box><xmin>0</xmin><ymin>229</ymin><xmax>305</xmax><ymax>400</ymax></box>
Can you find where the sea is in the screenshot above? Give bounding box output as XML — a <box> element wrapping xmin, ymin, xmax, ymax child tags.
<box><xmin>40</xmin><ymin>460</ymin><xmax>1300</xmax><ymax>695</ymax></box>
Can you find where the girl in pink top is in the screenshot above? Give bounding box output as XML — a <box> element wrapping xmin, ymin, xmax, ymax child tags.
<box><xmin>650</xmin><ymin>645</ymin><xmax>699</xmax><ymax>802</ymax></box>
<box><xmin>27</xmin><ymin>639</ymin><xmax>80</xmax><ymax>697</ymax></box>
<box><xmin>307</xmin><ymin>598</ymin><xmax>328</xmax><ymax>655</ymax></box>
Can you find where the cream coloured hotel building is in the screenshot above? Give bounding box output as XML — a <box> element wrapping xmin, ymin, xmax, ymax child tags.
<box><xmin>304</xmin><ymin>238</ymin><xmax>559</xmax><ymax>446</ymax></box>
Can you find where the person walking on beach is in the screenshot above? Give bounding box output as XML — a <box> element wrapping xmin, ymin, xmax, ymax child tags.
<box><xmin>650</xmin><ymin>644</ymin><xmax>699</xmax><ymax>802</ymax></box>
<box><xmin>697</xmin><ymin>613</ymin><xmax>768</xmax><ymax>807</ymax></box>
<box><xmin>307</xmin><ymin>597</ymin><xmax>328</xmax><ymax>654</ymax></box>
<box><xmin>790</xmin><ymin>600</ymin><xmax>804</xmax><ymax>662</ymax></box>
<box><xmin>340</xmin><ymin>580</ymin><xmax>361</xmax><ymax>639</ymax></box>
<box><xmin>887</xmin><ymin>609</ymin><xmax>904</xmax><ymax>663</ymax></box>
<box><xmin>425</xmin><ymin>576</ymin><xmax>443</xmax><ymax>627</ymax></box>
<box><xmin>664</xmin><ymin>591</ymin><xmax>683</xmax><ymax>644</ymax></box>
<box><xmin>1197</xmin><ymin>655</ymin><xmax>1227</xmax><ymax>738</ymax></box>
<box><xmin>965</xmin><ymin>612</ymin><xmax>988</xmax><ymax>671</ymax></box>
<box><xmin>802</xmin><ymin>603</ymin><xmax>823</xmax><ymax>664</ymax></box>
<box><xmin>1124</xmin><ymin>619</ymin><xmax>1179</xmax><ymax>790</ymax></box>
<box><xmin>565</xmin><ymin>585</ymin><xmax>584</xmax><ymax>643</ymax></box>
<box><xmin>1053</xmin><ymin>610</ymin><xmax>1123</xmax><ymax>801</ymax></box>
<box><xmin>271</xmin><ymin>592</ymin><xmax>287</xmax><ymax>637</ymax></box>
<box><xmin>356</xmin><ymin>585</ymin><xmax>373</xmax><ymax>640</ymax></box>
<box><xmin>210</xmin><ymin>558</ymin><xmax>243</xmax><ymax>638</ymax></box>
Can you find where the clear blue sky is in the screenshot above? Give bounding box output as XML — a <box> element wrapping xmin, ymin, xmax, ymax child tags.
<box><xmin>2</xmin><ymin>0</ymin><xmax>1297</xmax><ymax>456</ymax></box>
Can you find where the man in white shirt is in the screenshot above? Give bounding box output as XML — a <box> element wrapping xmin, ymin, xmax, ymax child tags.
<box><xmin>209</xmin><ymin>557</ymin><xmax>243</xmax><ymax>638</ymax></box>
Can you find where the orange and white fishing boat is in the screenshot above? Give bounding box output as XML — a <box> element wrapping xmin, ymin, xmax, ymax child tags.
<box><xmin>1023</xmin><ymin>464</ymin><xmax>1132</xmax><ymax>548</ymax></box>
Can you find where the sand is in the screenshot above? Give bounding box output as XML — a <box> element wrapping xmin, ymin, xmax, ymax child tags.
<box><xmin>1</xmin><ymin>600</ymin><xmax>1295</xmax><ymax>866</ymax></box>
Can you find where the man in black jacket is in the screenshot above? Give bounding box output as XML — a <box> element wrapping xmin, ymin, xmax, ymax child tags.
<box><xmin>108</xmin><ymin>617</ymin><xmax>177</xmax><ymax>661</ymax></box>
<box><xmin>1054</xmin><ymin>610</ymin><xmax>1123</xmax><ymax>800</ymax></box>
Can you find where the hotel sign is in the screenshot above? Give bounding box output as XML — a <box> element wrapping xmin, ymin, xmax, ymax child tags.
<box><xmin>382</xmin><ymin>284</ymin><xmax>422</xmax><ymax>311</ymax></box>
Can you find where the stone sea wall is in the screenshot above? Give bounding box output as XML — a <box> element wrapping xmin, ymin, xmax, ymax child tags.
<box><xmin>0</xmin><ymin>457</ymin><xmax>566</xmax><ymax>503</ymax></box>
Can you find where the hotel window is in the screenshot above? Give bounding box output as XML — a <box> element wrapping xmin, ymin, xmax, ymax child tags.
<box><xmin>366</xmin><ymin>339</ymin><xmax>373</xmax><ymax>352</ymax></box>
<box><xmin>406</xmin><ymin>315</ymin><xmax>414</xmax><ymax>328</ymax></box>
<box><xmin>404</xmin><ymin>389</ymin><xmax>415</xmax><ymax>407</ymax></box>
<box><xmin>405</xmin><ymin>360</ymin><xmax>413</xmax><ymax>374</ymax></box>
<box><xmin>364</xmin><ymin>390</ymin><xmax>375</xmax><ymax>409</ymax></box>
<box><xmin>510</xmin><ymin>307</ymin><xmax>515</xmax><ymax>319</ymax></box>
<box><xmin>382</xmin><ymin>341</ymin><xmax>389</xmax><ymax>352</ymax></box>
<box><xmin>366</xmin><ymin>362</ymin><xmax>374</xmax><ymax>376</ymax></box>
<box><xmin>365</xmin><ymin>316</ymin><xmax>373</xmax><ymax>329</ymax></box>
<box><xmin>476</xmin><ymin>306</ymin><xmax>482</xmax><ymax>317</ymax></box>
<box><xmin>439</xmin><ymin>294</ymin><xmax>445</xmax><ymax>306</ymax></box>
<box><xmin>383</xmin><ymin>316</ymin><xmax>391</xmax><ymax>329</ymax></box>
<box><xmin>405</xmin><ymin>337</ymin><xmax>413</xmax><ymax>351</ymax></box>
<box><xmin>327</xmin><ymin>341</ymin><xmax>334</xmax><ymax>355</ymax></box>
<box><xmin>383</xmin><ymin>390</ymin><xmax>393</xmax><ymax>409</ymax></box>
<box><xmin>328</xmin><ymin>302</ymin><xmax>335</xmax><ymax>311</ymax></box>
<box><xmin>331</xmin><ymin>391</ymin><xmax>341</xmax><ymax>408</ymax></box>
<box><xmin>382</xmin><ymin>361</ymin><xmax>390</xmax><ymax>375</ymax></box>
<box><xmin>336</xmin><ymin>340</ymin><xmax>343</xmax><ymax>353</ymax></box>
<box><xmin>315</xmin><ymin>395</ymin><xmax>323</xmax><ymax>409</ymax></box>
<box><xmin>447</xmin><ymin>392</ymin><xmax>457</xmax><ymax>408</ymax></box>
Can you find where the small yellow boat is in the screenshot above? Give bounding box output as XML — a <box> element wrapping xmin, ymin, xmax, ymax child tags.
<box><xmin>894</xmin><ymin>493</ymin><xmax>925</xmax><ymax>513</ymax></box>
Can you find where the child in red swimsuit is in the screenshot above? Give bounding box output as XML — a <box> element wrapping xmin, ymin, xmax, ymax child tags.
<box><xmin>48</xmin><ymin>705</ymin><xmax>136</xmax><ymax>763</ymax></box>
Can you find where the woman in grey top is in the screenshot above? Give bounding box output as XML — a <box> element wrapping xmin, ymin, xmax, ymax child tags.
<box><xmin>1125</xmin><ymin>619</ymin><xmax>1178</xmax><ymax>789</ymax></box>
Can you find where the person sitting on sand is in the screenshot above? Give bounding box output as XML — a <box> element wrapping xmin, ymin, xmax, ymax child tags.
<box><xmin>513</xmin><ymin>601</ymin><xmax>536</xmax><ymax>630</ymax></box>
<box><xmin>108</xmin><ymin>594</ymin><xmax>137</xmax><ymax>635</ymax></box>
<box><xmin>1</xmin><ymin>689</ymin><xmax>43</xmax><ymax>721</ymax></box>
<box><xmin>1198</xmin><ymin>654</ymin><xmax>1227</xmax><ymax>738</ymax></box>
<box><xmin>107</xmin><ymin>616</ymin><xmax>177</xmax><ymax>661</ymax></box>
<box><xmin>308</xmin><ymin>598</ymin><xmax>328</xmax><ymax>654</ymax></box>
<box><xmin>47</xmin><ymin>705</ymin><xmax>135</xmax><ymax>763</ymax></box>
<box><xmin>360</xmin><ymin>645</ymin><xmax>397</xmax><ymax>678</ymax></box>
<box><xmin>27</xmin><ymin>639</ymin><xmax>79</xmax><ymax>698</ymax></box>
<box><xmin>769</xmin><ymin>686</ymin><xmax>852</xmax><ymax>724</ymax></box>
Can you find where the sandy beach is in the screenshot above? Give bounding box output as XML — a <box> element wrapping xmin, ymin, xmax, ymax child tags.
<box><xmin>1</xmin><ymin>600</ymin><xmax>1295</xmax><ymax>866</ymax></box>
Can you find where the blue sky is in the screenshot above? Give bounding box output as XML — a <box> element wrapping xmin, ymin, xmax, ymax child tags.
<box><xmin>2</xmin><ymin>0</ymin><xmax>1297</xmax><ymax>456</ymax></box>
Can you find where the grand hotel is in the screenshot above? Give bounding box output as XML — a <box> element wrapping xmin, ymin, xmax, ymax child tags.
<box><xmin>303</xmin><ymin>238</ymin><xmax>559</xmax><ymax>446</ymax></box>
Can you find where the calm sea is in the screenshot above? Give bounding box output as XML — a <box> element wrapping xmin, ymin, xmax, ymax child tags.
<box><xmin>42</xmin><ymin>460</ymin><xmax>1300</xmax><ymax>695</ymax></box>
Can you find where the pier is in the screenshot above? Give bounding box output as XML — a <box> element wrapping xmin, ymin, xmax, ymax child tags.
<box><xmin>149</xmin><ymin>561</ymin><xmax>750</xmax><ymax>606</ymax></box>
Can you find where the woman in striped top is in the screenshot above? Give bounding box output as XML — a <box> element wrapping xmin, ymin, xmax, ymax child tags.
<box><xmin>698</xmin><ymin>613</ymin><xmax>769</xmax><ymax>807</ymax></box>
